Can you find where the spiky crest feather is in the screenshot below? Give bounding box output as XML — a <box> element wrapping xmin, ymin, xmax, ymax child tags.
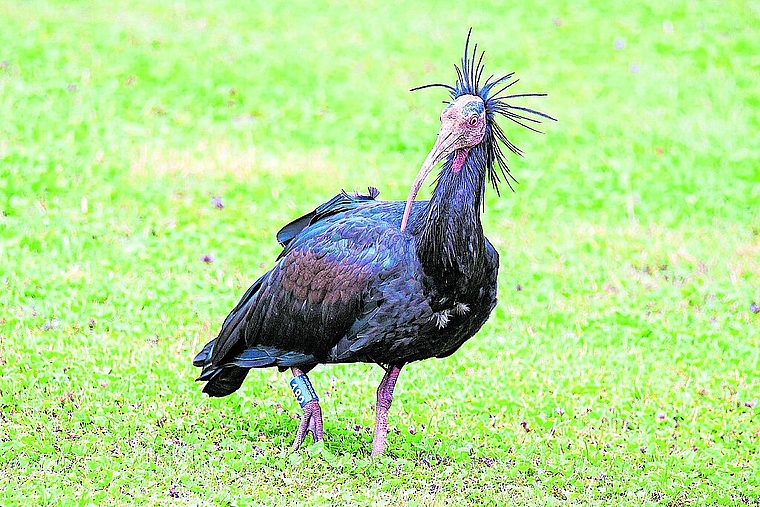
<box><xmin>411</xmin><ymin>28</ymin><xmax>556</xmax><ymax>195</ymax></box>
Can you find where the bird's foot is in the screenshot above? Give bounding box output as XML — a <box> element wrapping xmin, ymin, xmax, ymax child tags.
<box><xmin>292</xmin><ymin>399</ymin><xmax>323</xmax><ymax>450</ymax></box>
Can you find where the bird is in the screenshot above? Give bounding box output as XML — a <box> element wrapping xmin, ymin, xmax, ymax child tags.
<box><xmin>193</xmin><ymin>30</ymin><xmax>555</xmax><ymax>456</ymax></box>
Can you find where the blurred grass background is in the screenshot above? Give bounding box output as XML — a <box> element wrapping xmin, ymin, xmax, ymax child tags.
<box><xmin>1</xmin><ymin>0</ymin><xmax>758</xmax><ymax>505</ymax></box>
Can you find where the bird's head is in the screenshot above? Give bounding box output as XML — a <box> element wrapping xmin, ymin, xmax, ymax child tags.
<box><xmin>428</xmin><ymin>95</ymin><xmax>488</xmax><ymax>174</ymax></box>
<box><xmin>400</xmin><ymin>30</ymin><xmax>556</xmax><ymax>232</ymax></box>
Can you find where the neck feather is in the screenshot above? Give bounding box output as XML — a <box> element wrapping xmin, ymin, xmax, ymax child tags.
<box><xmin>411</xmin><ymin>143</ymin><xmax>487</xmax><ymax>282</ymax></box>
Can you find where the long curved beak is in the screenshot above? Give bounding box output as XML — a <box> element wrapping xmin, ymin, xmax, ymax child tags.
<box><xmin>400</xmin><ymin>129</ymin><xmax>456</xmax><ymax>233</ymax></box>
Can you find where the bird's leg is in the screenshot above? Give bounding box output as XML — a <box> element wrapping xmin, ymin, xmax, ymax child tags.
<box><xmin>371</xmin><ymin>364</ymin><xmax>404</xmax><ymax>457</ymax></box>
<box><xmin>290</xmin><ymin>367</ymin><xmax>323</xmax><ymax>450</ymax></box>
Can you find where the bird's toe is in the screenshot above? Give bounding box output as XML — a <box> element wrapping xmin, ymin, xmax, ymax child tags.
<box><xmin>292</xmin><ymin>400</ymin><xmax>324</xmax><ymax>450</ymax></box>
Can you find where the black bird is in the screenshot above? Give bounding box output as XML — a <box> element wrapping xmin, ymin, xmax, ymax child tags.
<box><xmin>193</xmin><ymin>32</ymin><xmax>554</xmax><ymax>456</ymax></box>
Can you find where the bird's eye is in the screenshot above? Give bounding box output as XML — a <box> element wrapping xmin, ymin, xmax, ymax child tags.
<box><xmin>467</xmin><ymin>116</ymin><xmax>478</xmax><ymax>126</ymax></box>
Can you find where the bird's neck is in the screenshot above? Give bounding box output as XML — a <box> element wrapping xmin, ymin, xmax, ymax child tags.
<box><xmin>411</xmin><ymin>145</ymin><xmax>487</xmax><ymax>287</ymax></box>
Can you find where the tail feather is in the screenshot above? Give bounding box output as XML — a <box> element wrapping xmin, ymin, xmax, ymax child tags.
<box><xmin>200</xmin><ymin>366</ymin><xmax>250</xmax><ymax>397</ymax></box>
<box><xmin>231</xmin><ymin>346</ymin><xmax>316</xmax><ymax>368</ymax></box>
<box><xmin>194</xmin><ymin>342</ymin><xmax>316</xmax><ymax>397</ymax></box>
<box><xmin>193</xmin><ymin>340</ymin><xmax>214</xmax><ymax>367</ymax></box>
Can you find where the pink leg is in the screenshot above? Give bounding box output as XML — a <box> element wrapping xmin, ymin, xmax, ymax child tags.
<box><xmin>371</xmin><ymin>364</ymin><xmax>403</xmax><ymax>456</ymax></box>
<box><xmin>291</xmin><ymin>367</ymin><xmax>323</xmax><ymax>450</ymax></box>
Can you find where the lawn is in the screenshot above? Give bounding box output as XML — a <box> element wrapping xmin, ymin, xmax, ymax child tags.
<box><xmin>1</xmin><ymin>0</ymin><xmax>759</xmax><ymax>505</ymax></box>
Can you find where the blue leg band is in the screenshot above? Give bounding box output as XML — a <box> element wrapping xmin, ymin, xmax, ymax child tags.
<box><xmin>290</xmin><ymin>374</ymin><xmax>319</xmax><ymax>408</ymax></box>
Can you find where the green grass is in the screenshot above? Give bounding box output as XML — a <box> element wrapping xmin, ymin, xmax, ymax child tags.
<box><xmin>1</xmin><ymin>0</ymin><xmax>759</xmax><ymax>505</ymax></box>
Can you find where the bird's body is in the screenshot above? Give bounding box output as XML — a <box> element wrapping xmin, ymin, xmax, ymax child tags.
<box><xmin>194</xmin><ymin>193</ymin><xmax>498</xmax><ymax>395</ymax></box>
<box><xmin>194</xmin><ymin>31</ymin><xmax>554</xmax><ymax>455</ymax></box>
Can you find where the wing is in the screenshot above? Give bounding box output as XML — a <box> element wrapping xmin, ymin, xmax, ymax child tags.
<box><xmin>206</xmin><ymin>196</ymin><xmax>407</xmax><ymax>369</ymax></box>
<box><xmin>276</xmin><ymin>187</ymin><xmax>380</xmax><ymax>248</ymax></box>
